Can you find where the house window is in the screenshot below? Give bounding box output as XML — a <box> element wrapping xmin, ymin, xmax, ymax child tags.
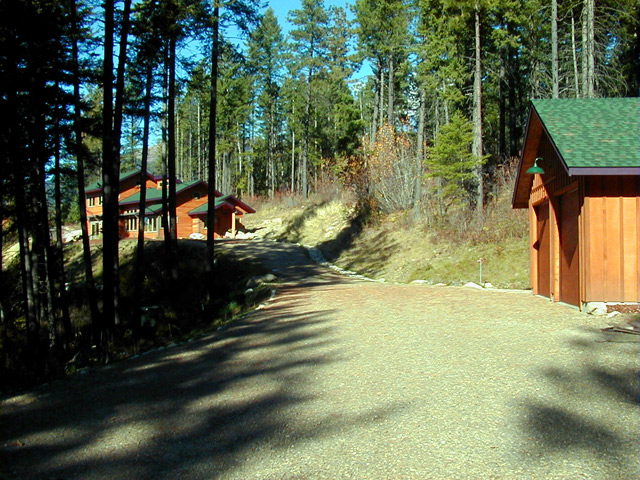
<box><xmin>126</xmin><ymin>216</ymin><xmax>137</xmax><ymax>232</ymax></box>
<box><xmin>123</xmin><ymin>209</ymin><xmax>138</xmax><ymax>232</ymax></box>
<box><xmin>88</xmin><ymin>196</ymin><xmax>103</xmax><ymax>207</ymax></box>
<box><xmin>144</xmin><ymin>216</ymin><xmax>159</xmax><ymax>232</ymax></box>
<box><xmin>90</xmin><ymin>221</ymin><xmax>102</xmax><ymax>237</ymax></box>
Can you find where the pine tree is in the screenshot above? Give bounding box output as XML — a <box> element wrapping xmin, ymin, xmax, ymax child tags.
<box><xmin>206</xmin><ymin>0</ymin><xmax>261</xmax><ymax>306</ymax></box>
<box><xmin>426</xmin><ymin>111</ymin><xmax>480</xmax><ymax>214</ymax></box>
<box><xmin>288</xmin><ymin>0</ymin><xmax>331</xmax><ymax>197</ymax></box>
<box><xmin>248</xmin><ymin>8</ymin><xmax>285</xmax><ymax>197</ymax></box>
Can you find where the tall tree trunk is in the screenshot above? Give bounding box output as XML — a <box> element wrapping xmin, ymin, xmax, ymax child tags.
<box><xmin>161</xmin><ymin>60</ymin><xmax>171</xmax><ymax>261</ymax></box>
<box><xmin>379</xmin><ymin>65</ymin><xmax>384</xmax><ymax>128</ymax></box>
<box><xmin>167</xmin><ymin>34</ymin><xmax>179</xmax><ymax>282</ymax></box>
<box><xmin>0</xmin><ymin>177</ymin><xmax>6</xmax><ymax>375</ymax></box>
<box><xmin>133</xmin><ymin>62</ymin><xmax>153</xmax><ymax>338</ymax></box>
<box><xmin>413</xmin><ymin>87</ymin><xmax>426</xmax><ymax>218</ymax></box>
<box><xmin>370</xmin><ymin>65</ymin><xmax>379</xmax><ymax>148</ymax></box>
<box><xmin>268</xmin><ymin>102</ymin><xmax>275</xmax><ymax>198</ymax></box>
<box><xmin>101</xmin><ymin>0</ymin><xmax>118</xmax><ymax>348</ymax></box>
<box><xmin>508</xmin><ymin>47</ymin><xmax>519</xmax><ymax>157</ymax></box>
<box><xmin>16</xmin><ymin>188</ymin><xmax>39</xmax><ymax>359</ymax></box>
<box><xmin>472</xmin><ymin>3</ymin><xmax>484</xmax><ymax>218</ymax></box>
<box><xmin>291</xmin><ymin>118</ymin><xmax>296</xmax><ymax>193</ymax></box>
<box><xmin>571</xmin><ymin>12</ymin><xmax>580</xmax><ymax>98</ymax></box>
<box><xmin>52</xmin><ymin>95</ymin><xmax>72</xmax><ymax>348</ymax></box>
<box><xmin>387</xmin><ymin>56</ymin><xmax>394</xmax><ymax>128</ymax></box>
<box><xmin>197</xmin><ymin>102</ymin><xmax>202</xmax><ymax>179</ymax></box>
<box><xmin>586</xmin><ymin>0</ymin><xmax>595</xmax><ymax>97</ymax></box>
<box><xmin>38</xmin><ymin>165</ymin><xmax>59</xmax><ymax>364</ymax></box>
<box><xmin>70</xmin><ymin>0</ymin><xmax>101</xmax><ymax>344</ymax></box>
<box><xmin>551</xmin><ymin>0</ymin><xmax>559</xmax><ymax>98</ymax></box>
<box><xmin>248</xmin><ymin>124</ymin><xmax>255</xmax><ymax>196</ymax></box>
<box><xmin>206</xmin><ymin>4</ymin><xmax>219</xmax><ymax>306</ymax></box>
<box><xmin>31</xmin><ymin>75</ymin><xmax>56</xmax><ymax>360</ymax></box>
<box><xmin>302</xmin><ymin>74</ymin><xmax>311</xmax><ymax>197</ymax></box>
<box><xmin>580</xmin><ymin>0</ymin><xmax>595</xmax><ymax>97</ymax></box>
<box><xmin>109</xmin><ymin>0</ymin><xmax>132</xmax><ymax>331</ymax></box>
<box><xmin>6</xmin><ymin>55</ymin><xmax>38</xmax><ymax>359</ymax></box>
<box><xmin>498</xmin><ymin>58</ymin><xmax>506</xmax><ymax>159</ymax></box>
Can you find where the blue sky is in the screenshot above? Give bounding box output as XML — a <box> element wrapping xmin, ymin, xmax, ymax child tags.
<box><xmin>268</xmin><ymin>0</ymin><xmax>355</xmax><ymax>34</ymax></box>
<box><xmin>218</xmin><ymin>1</ymin><xmax>371</xmax><ymax>81</ymax></box>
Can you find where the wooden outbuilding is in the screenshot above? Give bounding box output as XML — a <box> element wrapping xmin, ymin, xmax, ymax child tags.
<box><xmin>512</xmin><ymin>98</ymin><xmax>639</xmax><ymax>312</ymax></box>
<box><xmin>191</xmin><ymin>190</ymin><xmax>256</xmax><ymax>238</ymax></box>
<box><xmin>85</xmin><ymin>172</ymin><xmax>254</xmax><ymax>241</ymax></box>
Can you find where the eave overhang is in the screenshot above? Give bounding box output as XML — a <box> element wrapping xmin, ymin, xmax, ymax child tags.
<box><xmin>511</xmin><ymin>102</ymin><xmax>640</xmax><ymax>209</ymax></box>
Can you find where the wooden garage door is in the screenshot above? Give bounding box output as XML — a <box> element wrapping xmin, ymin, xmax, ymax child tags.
<box><xmin>559</xmin><ymin>189</ymin><xmax>580</xmax><ymax>306</ymax></box>
<box><xmin>536</xmin><ymin>203</ymin><xmax>551</xmax><ymax>298</ymax></box>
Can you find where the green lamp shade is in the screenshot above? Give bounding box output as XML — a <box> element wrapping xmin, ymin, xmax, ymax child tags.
<box><xmin>526</xmin><ymin>158</ymin><xmax>545</xmax><ymax>175</ymax></box>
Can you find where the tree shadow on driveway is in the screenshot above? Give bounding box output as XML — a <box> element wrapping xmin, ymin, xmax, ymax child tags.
<box><xmin>1</xmin><ymin>294</ymin><xmax>399</xmax><ymax>480</ymax></box>
<box><xmin>517</xmin><ymin>328</ymin><xmax>639</xmax><ymax>479</ymax></box>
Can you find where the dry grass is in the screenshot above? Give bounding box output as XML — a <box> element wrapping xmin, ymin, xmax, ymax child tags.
<box><xmin>245</xmin><ymin>187</ymin><xmax>530</xmax><ymax>289</ymax></box>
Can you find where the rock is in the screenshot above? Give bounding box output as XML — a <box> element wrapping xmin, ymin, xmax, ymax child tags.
<box><xmin>484</xmin><ymin>282</ymin><xmax>495</xmax><ymax>289</ymax></box>
<box><xmin>244</xmin><ymin>288</ymin><xmax>255</xmax><ymax>302</ymax></box>
<box><xmin>411</xmin><ymin>280</ymin><xmax>430</xmax><ymax>284</ymax></box>
<box><xmin>63</xmin><ymin>230</ymin><xmax>82</xmax><ymax>243</ymax></box>
<box><xmin>235</xmin><ymin>231</ymin><xmax>256</xmax><ymax>240</ymax></box>
<box><xmin>584</xmin><ymin>302</ymin><xmax>607</xmax><ymax>315</ymax></box>
<box><xmin>464</xmin><ymin>282</ymin><xmax>484</xmax><ymax>289</ymax></box>
<box><xmin>246</xmin><ymin>273</ymin><xmax>277</xmax><ymax>288</ymax></box>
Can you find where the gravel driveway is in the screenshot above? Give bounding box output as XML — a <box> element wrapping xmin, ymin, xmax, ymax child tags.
<box><xmin>2</xmin><ymin>239</ymin><xmax>638</xmax><ymax>479</ymax></box>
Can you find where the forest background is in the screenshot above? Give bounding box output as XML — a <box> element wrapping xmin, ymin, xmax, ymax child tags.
<box><xmin>0</xmin><ymin>0</ymin><xmax>638</xmax><ymax>389</ymax></box>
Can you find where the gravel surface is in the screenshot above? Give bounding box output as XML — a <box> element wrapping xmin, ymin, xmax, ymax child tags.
<box><xmin>2</xmin><ymin>239</ymin><xmax>638</xmax><ymax>480</ymax></box>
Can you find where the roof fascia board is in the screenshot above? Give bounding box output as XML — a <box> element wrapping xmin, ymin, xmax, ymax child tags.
<box><xmin>568</xmin><ymin>167</ymin><xmax>640</xmax><ymax>176</ymax></box>
<box><xmin>225</xmin><ymin>194</ymin><xmax>256</xmax><ymax>214</ymax></box>
<box><xmin>534</xmin><ymin>107</ymin><xmax>572</xmax><ymax>175</ymax></box>
<box><xmin>512</xmin><ymin>106</ymin><xmax>535</xmax><ymax>208</ymax></box>
<box><xmin>87</xmin><ymin>170</ymin><xmax>155</xmax><ymax>193</ymax></box>
<box><xmin>512</xmin><ymin>102</ymin><xmax>578</xmax><ymax>209</ymax></box>
<box><xmin>119</xmin><ymin>193</ymin><xmax>163</xmax><ymax>207</ymax></box>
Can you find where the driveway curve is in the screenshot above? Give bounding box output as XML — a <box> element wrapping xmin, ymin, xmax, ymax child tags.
<box><xmin>2</xmin><ymin>239</ymin><xmax>638</xmax><ymax>480</ymax></box>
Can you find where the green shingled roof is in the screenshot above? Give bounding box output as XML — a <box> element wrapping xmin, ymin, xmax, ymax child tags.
<box><xmin>120</xmin><ymin>189</ymin><xmax>164</xmax><ymax>205</ymax></box>
<box><xmin>190</xmin><ymin>203</ymin><xmax>208</xmax><ymax>215</ymax></box>
<box><xmin>86</xmin><ymin>170</ymin><xmax>143</xmax><ymax>192</ymax></box>
<box><xmin>189</xmin><ymin>196</ymin><xmax>233</xmax><ymax>215</ymax></box>
<box><xmin>119</xmin><ymin>180</ymin><xmax>203</xmax><ymax>206</ymax></box>
<box><xmin>532</xmin><ymin>97</ymin><xmax>640</xmax><ymax>169</ymax></box>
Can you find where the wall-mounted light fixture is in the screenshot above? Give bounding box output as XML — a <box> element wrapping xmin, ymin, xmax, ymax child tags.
<box><xmin>526</xmin><ymin>157</ymin><xmax>545</xmax><ymax>175</ymax></box>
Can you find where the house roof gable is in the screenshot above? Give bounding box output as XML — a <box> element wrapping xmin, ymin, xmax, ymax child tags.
<box><xmin>189</xmin><ymin>194</ymin><xmax>256</xmax><ymax>215</ymax></box>
<box><xmin>532</xmin><ymin>97</ymin><xmax>639</xmax><ymax>170</ymax></box>
<box><xmin>513</xmin><ymin>98</ymin><xmax>640</xmax><ymax>208</ymax></box>
<box><xmin>86</xmin><ymin>170</ymin><xmax>155</xmax><ymax>193</ymax></box>
<box><xmin>119</xmin><ymin>180</ymin><xmax>208</xmax><ymax>207</ymax></box>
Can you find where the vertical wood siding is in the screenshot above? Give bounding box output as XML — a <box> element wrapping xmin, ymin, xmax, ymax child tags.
<box><xmin>175</xmin><ymin>186</ymin><xmax>208</xmax><ymax>239</ymax></box>
<box><xmin>584</xmin><ymin>176</ymin><xmax>639</xmax><ymax>303</ymax></box>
